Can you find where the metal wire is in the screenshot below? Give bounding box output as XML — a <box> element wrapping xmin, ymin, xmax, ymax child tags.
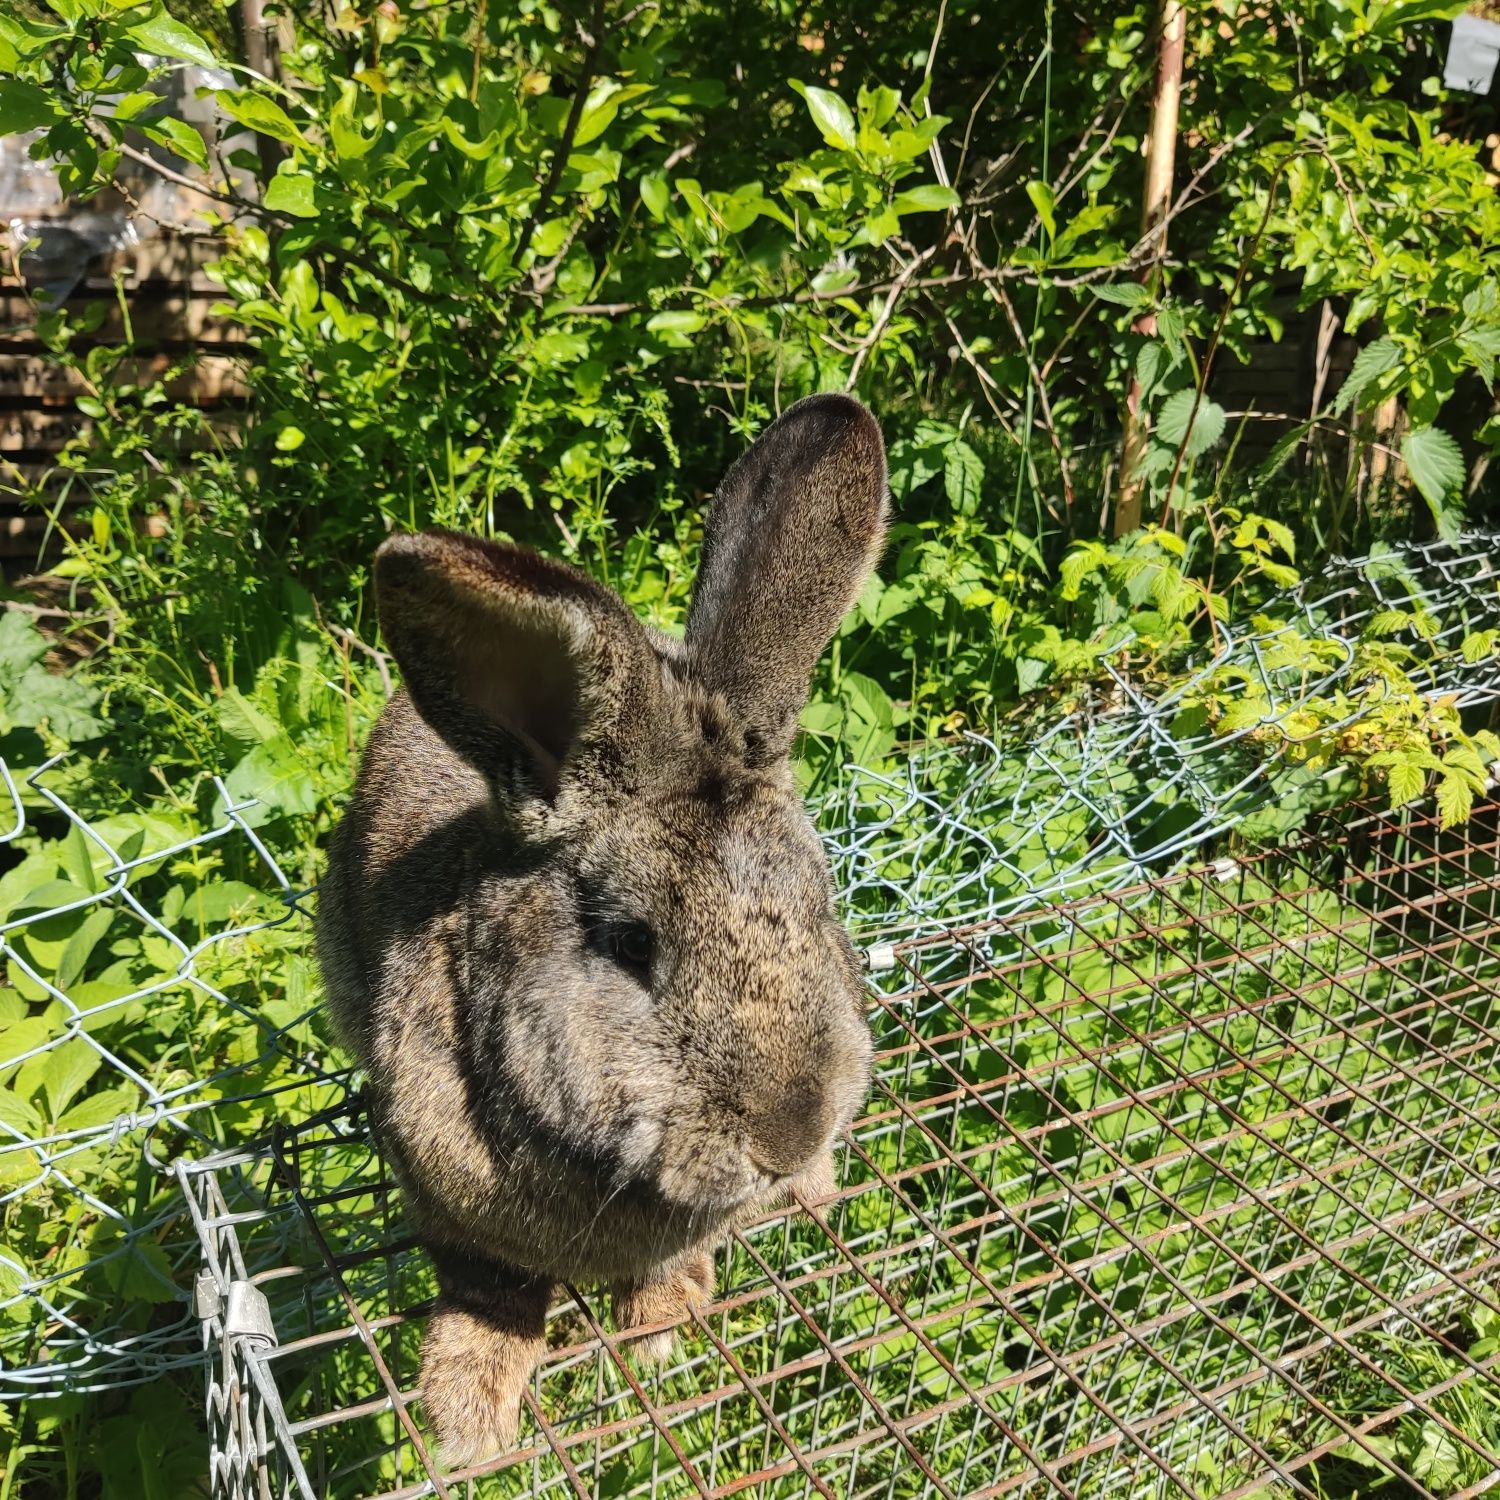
<box><xmin>2</xmin><ymin>529</ymin><xmax>1499</xmax><ymax>1424</ymax></box>
<box><xmin>180</xmin><ymin>797</ymin><xmax>1500</xmax><ymax>1499</ymax></box>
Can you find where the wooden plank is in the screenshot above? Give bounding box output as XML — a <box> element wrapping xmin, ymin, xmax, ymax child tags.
<box><xmin>0</xmin><ymin>407</ymin><xmax>239</xmax><ymax>454</ymax></box>
<box><xmin>0</xmin><ymin>353</ymin><xmax>250</xmax><ymax>404</ymax></box>
<box><xmin>0</xmin><ymin>295</ymin><xmax>250</xmax><ymax>347</ymax></box>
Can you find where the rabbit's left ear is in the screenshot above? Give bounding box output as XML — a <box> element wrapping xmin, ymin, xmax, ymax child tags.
<box><xmin>685</xmin><ymin>394</ymin><xmax>888</xmax><ymax>765</ymax></box>
<box><xmin>374</xmin><ymin>530</ymin><xmax>661</xmax><ymax>799</ymax></box>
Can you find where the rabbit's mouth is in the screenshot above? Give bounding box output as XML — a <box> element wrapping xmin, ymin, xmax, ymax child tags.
<box><xmin>656</xmin><ymin>1152</ymin><xmax>774</xmax><ymax>1212</ymax></box>
<box><xmin>654</xmin><ymin>1138</ymin><xmax>827</xmax><ymax>1215</ymax></box>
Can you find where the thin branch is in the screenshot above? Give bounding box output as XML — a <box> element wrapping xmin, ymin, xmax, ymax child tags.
<box><xmin>100</xmin><ymin>136</ymin><xmax>466</xmax><ymax>312</ymax></box>
<box><xmin>512</xmin><ymin>0</ymin><xmax>608</xmax><ymax>267</ymax></box>
<box><xmin>321</xmin><ymin>619</ymin><xmax>392</xmax><ymax>698</ymax></box>
<box><xmin>844</xmin><ymin>244</ymin><xmax>939</xmax><ymax>391</ymax></box>
<box><xmin>935</xmin><ymin>306</ymin><xmax>1024</xmax><ymax>441</ymax></box>
<box><xmin>1157</xmin><ymin>150</ymin><xmax>1311</xmax><ymax>526</ymax></box>
<box><xmin>981</xmin><ymin>268</ymin><xmax>1077</xmax><ymax>520</ymax></box>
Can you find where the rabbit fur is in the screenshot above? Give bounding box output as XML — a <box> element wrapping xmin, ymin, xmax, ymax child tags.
<box><xmin>316</xmin><ymin>393</ymin><xmax>888</xmax><ymax>1466</ymax></box>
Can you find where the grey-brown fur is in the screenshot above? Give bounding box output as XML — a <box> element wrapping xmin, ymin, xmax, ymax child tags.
<box><xmin>316</xmin><ymin>394</ymin><xmax>888</xmax><ymax>1466</ymax></box>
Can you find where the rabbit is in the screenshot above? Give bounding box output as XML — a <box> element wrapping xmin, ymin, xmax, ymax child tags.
<box><xmin>315</xmin><ymin>393</ymin><xmax>888</xmax><ymax>1467</ymax></box>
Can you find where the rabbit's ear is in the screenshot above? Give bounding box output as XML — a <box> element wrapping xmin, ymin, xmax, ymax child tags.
<box><xmin>686</xmin><ymin>394</ymin><xmax>888</xmax><ymax>764</ymax></box>
<box><xmin>374</xmin><ymin>531</ymin><xmax>659</xmax><ymax>798</ymax></box>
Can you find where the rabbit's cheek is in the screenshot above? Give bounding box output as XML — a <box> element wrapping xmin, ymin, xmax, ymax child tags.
<box><xmin>615</xmin><ymin>1114</ymin><xmax>664</xmax><ymax>1176</ymax></box>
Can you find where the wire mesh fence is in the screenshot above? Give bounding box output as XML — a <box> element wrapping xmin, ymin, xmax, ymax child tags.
<box><xmin>181</xmin><ymin>796</ymin><xmax>1500</xmax><ymax>1499</ymax></box>
<box><xmin>2</xmin><ymin>533</ymin><xmax>1500</xmax><ymax>1491</ymax></box>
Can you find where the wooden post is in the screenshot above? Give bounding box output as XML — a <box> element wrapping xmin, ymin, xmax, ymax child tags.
<box><xmin>239</xmin><ymin>0</ymin><xmax>289</xmax><ymax>81</ymax></box>
<box><xmin>1113</xmin><ymin>0</ymin><xmax>1187</xmax><ymax>538</ymax></box>
<box><xmin>238</xmin><ymin>0</ymin><xmax>291</xmax><ymax>180</ymax></box>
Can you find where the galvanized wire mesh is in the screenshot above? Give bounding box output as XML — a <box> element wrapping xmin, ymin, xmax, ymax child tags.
<box><xmin>2</xmin><ymin>530</ymin><xmax>1500</xmax><ymax>1420</ymax></box>
<box><xmin>180</xmin><ymin>798</ymin><xmax>1500</xmax><ymax>1499</ymax></box>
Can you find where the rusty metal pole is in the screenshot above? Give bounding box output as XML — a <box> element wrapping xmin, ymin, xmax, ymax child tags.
<box><xmin>1113</xmin><ymin>0</ymin><xmax>1187</xmax><ymax>538</ymax></box>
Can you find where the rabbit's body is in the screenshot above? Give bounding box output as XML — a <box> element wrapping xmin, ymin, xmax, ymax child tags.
<box><xmin>317</xmin><ymin>394</ymin><xmax>887</xmax><ymax>1466</ymax></box>
<box><xmin>319</xmin><ymin>691</ymin><xmax>850</xmax><ymax>1284</ymax></box>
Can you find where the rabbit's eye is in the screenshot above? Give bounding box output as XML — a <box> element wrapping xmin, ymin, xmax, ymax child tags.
<box><xmin>611</xmin><ymin>923</ymin><xmax>654</xmax><ymax>973</ymax></box>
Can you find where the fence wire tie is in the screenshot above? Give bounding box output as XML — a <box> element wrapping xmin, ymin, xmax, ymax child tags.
<box><xmin>221</xmin><ymin>1281</ymin><xmax>277</xmax><ymax>1351</ymax></box>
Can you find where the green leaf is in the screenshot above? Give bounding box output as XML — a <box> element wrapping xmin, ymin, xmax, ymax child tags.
<box><xmin>890</xmin><ymin>184</ymin><xmax>959</xmax><ymax>215</ymax></box>
<box><xmin>55</xmin><ymin>908</ymin><xmax>114</xmax><ymax>992</ymax></box>
<box><xmin>110</xmin><ymin>91</ymin><xmax>159</xmax><ymax>123</ymax></box>
<box><xmin>1090</xmin><ymin>282</ymin><xmax>1152</xmax><ymax>310</ymax></box>
<box><xmin>792</xmin><ymin>82</ymin><xmax>857</xmax><ymax>151</ymax></box>
<box><xmin>1401</xmin><ymin>427</ymin><xmax>1464</xmax><ymax>540</ymax></box>
<box><xmin>1367</xmin><ymin>609</ymin><xmax>1412</xmax><ymax>638</ymax></box>
<box><xmin>37</xmin><ymin>1037</ymin><xmax>101</xmax><ymax>1120</ymax></box>
<box><xmin>1059</xmin><ymin>545</ymin><xmax>1104</xmax><ymax>599</ymax></box>
<box><xmin>1409</xmin><ymin>1418</ymin><xmax>1464</xmax><ymax>1487</ymax></box>
<box><xmin>1461</xmin><ymin>630</ymin><xmax>1499</xmax><ymax>664</ymax></box>
<box><xmin>58</xmin><ymin>825</ymin><xmax>99</xmax><ymax>897</ymax></box>
<box><xmin>0</xmin><ymin>80</ymin><xmax>61</xmax><ymax>135</ymax></box>
<box><xmin>140</xmin><ymin>115</ymin><xmax>208</xmax><ymax>170</ymax></box>
<box><xmin>0</xmin><ymin>14</ymin><xmax>67</xmax><ymax>67</ymax></box>
<box><xmin>223</xmin><ymin>736</ymin><xmax>319</xmax><ymax>826</ymax></box>
<box><xmin>124</xmin><ymin>10</ymin><xmax>218</xmax><ymax>69</ymax></box>
<box><xmin>840</xmin><ymin>672</ymin><xmax>895</xmax><ymax>730</ymax></box>
<box><xmin>57</xmin><ymin>1085</ymin><xmax>137</xmax><ymax>1134</ymax></box>
<box><xmin>1370</xmin><ymin>0</ymin><xmax>1467</xmax><ymax>39</ymax></box>
<box><xmin>1386</xmin><ymin>759</ymin><xmax>1426</xmax><ymax>808</ymax></box>
<box><xmin>1333</xmin><ymin>337</ymin><xmax>1401</xmax><ymax>414</ymax></box>
<box><xmin>214</xmin><ymin>90</ymin><xmax>305</xmax><ymax>147</ymax></box>
<box><xmin>572</xmin><ymin>80</ymin><xmax>633</xmax><ymax>147</ymax></box>
<box><xmin>1436</xmin><ymin>770</ymin><xmax>1473</xmax><ymax>829</ymax></box>
<box><xmin>0</xmin><ymin>611</ymin><xmax>47</xmax><ymax>685</ymax></box>
<box><xmin>5</xmin><ymin>662</ymin><xmax>104</xmax><ymax>741</ymax></box>
<box><xmin>645</xmin><ymin>310</ymin><xmax>706</xmax><ymax>335</ymax></box>
<box><xmin>639</xmin><ymin>172</ymin><xmax>669</xmax><ymax>221</ymax></box>
<box><xmin>1156</xmin><ymin>389</ymin><xmax>1226</xmax><ymax>457</ymax></box>
<box><xmin>530</xmin><ymin>330</ymin><xmax>590</xmax><ymax>365</ymax></box>
<box><xmin>101</xmin><ymin>1233</ymin><xmax>178</xmax><ymax>1304</ymax></box>
<box><xmin>1156</xmin><ymin>302</ymin><xmax>1186</xmax><ymax>362</ymax></box>
<box><xmin>943</xmin><ymin>439</ymin><xmax>984</xmax><ymax>516</ymax></box>
<box><xmin>1219</xmin><ymin>697</ymin><xmax>1274</xmax><ymax>734</ymax></box>
<box><xmin>183</xmin><ymin>879</ymin><xmax>272</xmax><ymax>927</ymax></box>
<box><xmin>1024</xmin><ymin>180</ymin><xmax>1057</xmax><ymax>238</ymax></box>
<box><xmin>798</xmin><ymin>700</ymin><xmax>843</xmax><ymax>738</ymax></box>
<box><xmin>216</xmin><ymin>688</ymin><xmax>281</xmax><ymax>748</ymax></box>
<box><xmin>263</xmin><ymin>170</ymin><xmax>317</xmax><ymax>217</ymax></box>
<box><xmin>330</xmin><ymin>81</ymin><xmax>377</xmax><ymax>160</ymax></box>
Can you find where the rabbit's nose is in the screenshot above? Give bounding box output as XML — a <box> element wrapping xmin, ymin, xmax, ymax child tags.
<box><xmin>747</xmin><ymin>1074</ymin><xmax>829</xmax><ymax>1177</ymax></box>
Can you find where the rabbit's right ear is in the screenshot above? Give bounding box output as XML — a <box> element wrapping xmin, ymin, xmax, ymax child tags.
<box><xmin>373</xmin><ymin>531</ymin><xmax>659</xmax><ymax>799</ymax></box>
<box><xmin>686</xmin><ymin>395</ymin><xmax>888</xmax><ymax>765</ymax></box>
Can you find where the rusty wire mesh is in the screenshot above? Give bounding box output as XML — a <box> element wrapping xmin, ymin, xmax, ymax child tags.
<box><xmin>181</xmin><ymin>798</ymin><xmax>1500</xmax><ymax>1500</ymax></box>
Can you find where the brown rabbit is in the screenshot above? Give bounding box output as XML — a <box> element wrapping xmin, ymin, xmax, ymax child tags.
<box><xmin>315</xmin><ymin>394</ymin><xmax>888</xmax><ymax>1465</ymax></box>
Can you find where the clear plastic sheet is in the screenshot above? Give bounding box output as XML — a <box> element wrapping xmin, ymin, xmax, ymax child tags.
<box><xmin>1</xmin><ymin>61</ymin><xmax>237</xmax><ymax>309</ymax></box>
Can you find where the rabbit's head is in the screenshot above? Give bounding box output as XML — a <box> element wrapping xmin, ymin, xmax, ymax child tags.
<box><xmin>369</xmin><ymin>394</ymin><xmax>886</xmax><ymax>1221</ymax></box>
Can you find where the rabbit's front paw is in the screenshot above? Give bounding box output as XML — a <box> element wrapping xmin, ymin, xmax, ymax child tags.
<box><xmin>613</xmin><ymin>1250</ymin><xmax>715</xmax><ymax>1367</ymax></box>
<box><xmin>421</xmin><ymin>1299</ymin><xmax>548</xmax><ymax>1470</ymax></box>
